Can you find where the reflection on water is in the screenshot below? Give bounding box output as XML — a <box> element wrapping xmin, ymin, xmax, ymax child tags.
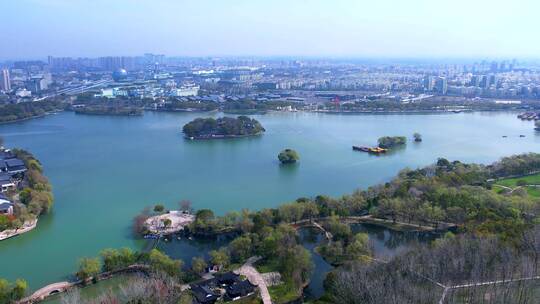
<box><xmin>157</xmin><ymin>233</ymin><xmax>235</xmax><ymax>266</ymax></box>
<box><xmin>301</xmin><ymin>224</ymin><xmax>438</xmax><ymax>300</ymax></box>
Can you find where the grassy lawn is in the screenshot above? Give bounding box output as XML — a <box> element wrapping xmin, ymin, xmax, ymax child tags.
<box><xmin>268</xmin><ymin>281</ymin><xmax>302</xmax><ymax>304</ymax></box>
<box><xmin>493</xmin><ymin>173</ymin><xmax>540</xmax><ymax>198</ymax></box>
<box><xmin>255</xmin><ymin>258</ymin><xmax>281</xmax><ymax>273</ymax></box>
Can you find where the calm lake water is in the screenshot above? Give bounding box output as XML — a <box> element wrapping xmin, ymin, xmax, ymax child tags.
<box><xmin>0</xmin><ymin>111</ymin><xmax>538</xmax><ymax>291</ymax></box>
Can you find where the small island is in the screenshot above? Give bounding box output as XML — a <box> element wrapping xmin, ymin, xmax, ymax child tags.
<box><xmin>182</xmin><ymin>116</ymin><xmax>265</xmax><ymax>139</ymax></box>
<box><xmin>377</xmin><ymin>136</ymin><xmax>407</xmax><ymax>149</ymax></box>
<box><xmin>278</xmin><ymin>148</ymin><xmax>300</xmax><ymax>164</ymax></box>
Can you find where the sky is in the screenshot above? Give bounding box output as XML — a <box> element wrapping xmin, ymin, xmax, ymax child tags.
<box><xmin>0</xmin><ymin>0</ymin><xmax>539</xmax><ymax>60</ymax></box>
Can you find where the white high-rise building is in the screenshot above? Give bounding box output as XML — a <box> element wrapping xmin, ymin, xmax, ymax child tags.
<box><xmin>0</xmin><ymin>69</ymin><xmax>11</xmax><ymax>92</ymax></box>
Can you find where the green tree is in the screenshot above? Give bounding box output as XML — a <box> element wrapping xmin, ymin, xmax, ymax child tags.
<box><xmin>76</xmin><ymin>257</ymin><xmax>101</xmax><ymax>281</ymax></box>
<box><xmin>209</xmin><ymin>249</ymin><xmax>230</xmax><ymax>268</ymax></box>
<box><xmin>153</xmin><ymin>204</ymin><xmax>165</xmax><ymax>213</ymax></box>
<box><xmin>229</xmin><ymin>235</ymin><xmax>253</xmax><ymax>262</ymax></box>
<box><xmin>191</xmin><ymin>257</ymin><xmax>207</xmax><ymax>274</ymax></box>
<box><xmin>278</xmin><ymin>149</ymin><xmax>300</xmax><ymax>164</ymax></box>
<box><xmin>147</xmin><ymin>249</ymin><xmax>183</xmax><ymax>277</ymax></box>
<box><xmin>346</xmin><ymin>233</ymin><xmax>371</xmax><ymax>260</ymax></box>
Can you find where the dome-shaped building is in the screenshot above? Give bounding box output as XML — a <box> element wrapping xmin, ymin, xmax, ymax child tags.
<box><xmin>112</xmin><ymin>69</ymin><xmax>128</xmax><ymax>82</ymax></box>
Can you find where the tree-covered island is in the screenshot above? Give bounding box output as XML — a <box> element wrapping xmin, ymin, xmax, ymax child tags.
<box><xmin>182</xmin><ymin>116</ymin><xmax>265</xmax><ymax>139</ymax></box>
<box><xmin>377</xmin><ymin>136</ymin><xmax>407</xmax><ymax>149</ymax></box>
<box><xmin>278</xmin><ymin>149</ymin><xmax>300</xmax><ymax>164</ymax></box>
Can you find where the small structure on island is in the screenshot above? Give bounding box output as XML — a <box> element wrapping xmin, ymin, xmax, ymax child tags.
<box><xmin>144</xmin><ymin>210</ymin><xmax>194</xmax><ymax>235</ymax></box>
<box><xmin>278</xmin><ymin>149</ymin><xmax>300</xmax><ymax>164</ymax></box>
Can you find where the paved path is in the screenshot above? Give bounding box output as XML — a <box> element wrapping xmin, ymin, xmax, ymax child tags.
<box><xmin>236</xmin><ymin>256</ymin><xmax>272</xmax><ymax>304</ymax></box>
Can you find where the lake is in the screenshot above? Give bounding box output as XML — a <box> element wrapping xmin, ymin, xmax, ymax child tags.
<box><xmin>0</xmin><ymin>110</ymin><xmax>538</xmax><ymax>291</ymax></box>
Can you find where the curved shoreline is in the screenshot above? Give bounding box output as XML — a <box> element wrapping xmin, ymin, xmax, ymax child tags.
<box><xmin>0</xmin><ymin>218</ymin><xmax>38</xmax><ymax>241</ymax></box>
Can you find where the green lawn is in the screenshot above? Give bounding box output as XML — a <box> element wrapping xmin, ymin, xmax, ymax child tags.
<box><xmin>493</xmin><ymin>173</ymin><xmax>540</xmax><ymax>198</ymax></box>
<box><xmin>268</xmin><ymin>281</ymin><xmax>302</xmax><ymax>304</ymax></box>
<box><xmin>255</xmin><ymin>258</ymin><xmax>281</xmax><ymax>274</ymax></box>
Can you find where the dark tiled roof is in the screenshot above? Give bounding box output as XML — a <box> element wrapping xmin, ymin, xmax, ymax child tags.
<box><xmin>215</xmin><ymin>271</ymin><xmax>240</xmax><ymax>285</ymax></box>
<box><xmin>226</xmin><ymin>280</ymin><xmax>257</xmax><ymax>297</ymax></box>
<box><xmin>0</xmin><ymin>151</ymin><xmax>15</xmax><ymax>160</ymax></box>
<box><xmin>191</xmin><ymin>284</ymin><xmax>219</xmax><ymax>304</ymax></box>
<box><xmin>0</xmin><ymin>202</ymin><xmax>13</xmax><ymax>211</ymax></box>
<box><xmin>5</xmin><ymin>158</ymin><xmax>24</xmax><ymax>167</ymax></box>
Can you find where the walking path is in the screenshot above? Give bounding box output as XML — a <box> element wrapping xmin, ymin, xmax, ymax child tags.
<box><xmin>0</xmin><ymin>219</ymin><xmax>37</xmax><ymax>241</ymax></box>
<box><xmin>437</xmin><ymin>275</ymin><xmax>540</xmax><ymax>304</ymax></box>
<box><xmin>236</xmin><ymin>256</ymin><xmax>272</xmax><ymax>304</ymax></box>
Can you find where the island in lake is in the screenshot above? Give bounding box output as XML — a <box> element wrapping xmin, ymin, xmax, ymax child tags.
<box><xmin>182</xmin><ymin>116</ymin><xmax>265</xmax><ymax>139</ymax></box>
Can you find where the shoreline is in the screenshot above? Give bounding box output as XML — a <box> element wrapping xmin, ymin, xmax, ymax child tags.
<box><xmin>184</xmin><ymin>132</ymin><xmax>264</xmax><ymax>140</ymax></box>
<box><xmin>0</xmin><ymin>110</ymin><xmax>63</xmax><ymax>125</ymax></box>
<box><xmin>0</xmin><ymin>218</ymin><xmax>38</xmax><ymax>241</ymax></box>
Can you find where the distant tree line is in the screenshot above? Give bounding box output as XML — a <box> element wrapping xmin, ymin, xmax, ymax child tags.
<box><xmin>0</xmin><ymin>99</ymin><xmax>65</xmax><ymax>123</ymax></box>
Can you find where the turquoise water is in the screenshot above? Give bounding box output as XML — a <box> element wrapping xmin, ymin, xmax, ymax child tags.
<box><xmin>0</xmin><ymin>111</ymin><xmax>538</xmax><ymax>291</ymax></box>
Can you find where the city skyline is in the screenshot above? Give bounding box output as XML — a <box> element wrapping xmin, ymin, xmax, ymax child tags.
<box><xmin>1</xmin><ymin>0</ymin><xmax>539</xmax><ymax>60</ymax></box>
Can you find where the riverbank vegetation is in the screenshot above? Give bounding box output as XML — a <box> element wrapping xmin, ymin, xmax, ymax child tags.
<box><xmin>278</xmin><ymin>149</ymin><xmax>300</xmax><ymax>164</ymax></box>
<box><xmin>0</xmin><ymin>149</ymin><xmax>53</xmax><ymax>233</ymax></box>
<box><xmin>182</xmin><ymin>116</ymin><xmax>265</xmax><ymax>139</ymax></box>
<box><xmin>0</xmin><ymin>278</ymin><xmax>27</xmax><ymax>303</ymax></box>
<box><xmin>0</xmin><ymin>99</ymin><xmax>65</xmax><ymax>123</ymax></box>
<box><xmin>76</xmin><ymin>247</ymin><xmax>183</xmax><ymax>283</ymax></box>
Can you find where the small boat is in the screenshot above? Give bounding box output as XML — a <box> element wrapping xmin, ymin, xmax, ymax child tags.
<box><xmin>353</xmin><ymin>146</ymin><xmax>370</xmax><ymax>152</ymax></box>
<box><xmin>502</xmin><ymin>135</ymin><xmax>508</xmax><ymax>138</ymax></box>
<box><xmin>520</xmin><ymin>135</ymin><xmax>526</xmax><ymax>137</ymax></box>
<box><xmin>369</xmin><ymin>147</ymin><xmax>388</xmax><ymax>154</ymax></box>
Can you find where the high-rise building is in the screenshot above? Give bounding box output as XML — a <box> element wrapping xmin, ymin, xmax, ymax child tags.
<box><xmin>423</xmin><ymin>76</ymin><xmax>434</xmax><ymax>91</ymax></box>
<box><xmin>0</xmin><ymin>69</ymin><xmax>11</xmax><ymax>92</ymax></box>
<box><xmin>435</xmin><ymin>77</ymin><xmax>448</xmax><ymax>95</ymax></box>
<box><xmin>470</xmin><ymin>75</ymin><xmax>481</xmax><ymax>87</ymax></box>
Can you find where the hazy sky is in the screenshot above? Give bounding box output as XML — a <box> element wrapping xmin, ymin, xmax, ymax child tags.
<box><xmin>1</xmin><ymin>0</ymin><xmax>538</xmax><ymax>60</ymax></box>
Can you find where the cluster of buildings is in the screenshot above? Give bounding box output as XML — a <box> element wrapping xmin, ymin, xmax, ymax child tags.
<box><xmin>0</xmin><ymin>149</ymin><xmax>28</xmax><ymax>216</ymax></box>
<box><xmin>190</xmin><ymin>271</ymin><xmax>257</xmax><ymax>304</ymax></box>
<box><xmin>2</xmin><ymin>55</ymin><xmax>540</xmax><ymax>107</ymax></box>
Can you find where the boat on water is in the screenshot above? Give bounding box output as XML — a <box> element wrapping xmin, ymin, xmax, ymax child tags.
<box><xmin>352</xmin><ymin>146</ymin><xmax>388</xmax><ymax>154</ymax></box>
<box><xmin>352</xmin><ymin>146</ymin><xmax>370</xmax><ymax>152</ymax></box>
